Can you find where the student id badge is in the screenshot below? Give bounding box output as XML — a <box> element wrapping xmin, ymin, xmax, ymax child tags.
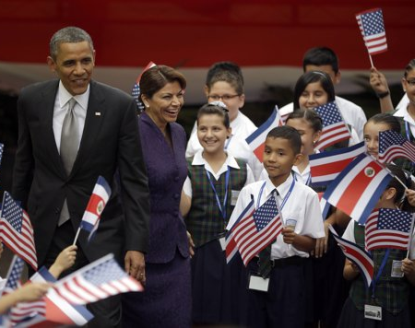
<box><xmin>391</xmin><ymin>260</ymin><xmax>404</xmax><ymax>278</ymax></box>
<box><xmin>231</xmin><ymin>190</ymin><xmax>240</xmax><ymax>206</ymax></box>
<box><xmin>364</xmin><ymin>304</ymin><xmax>382</xmax><ymax>321</ymax></box>
<box><xmin>248</xmin><ymin>273</ymin><xmax>270</xmax><ymax>292</ymax></box>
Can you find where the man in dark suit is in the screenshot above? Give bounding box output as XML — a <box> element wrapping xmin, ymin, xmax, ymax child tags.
<box><xmin>12</xmin><ymin>26</ymin><xmax>150</xmax><ymax>327</ymax></box>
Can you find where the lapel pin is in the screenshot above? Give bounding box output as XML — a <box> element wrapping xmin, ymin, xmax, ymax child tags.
<box><xmin>95</xmin><ymin>112</ymin><xmax>101</xmax><ymax>116</ymax></box>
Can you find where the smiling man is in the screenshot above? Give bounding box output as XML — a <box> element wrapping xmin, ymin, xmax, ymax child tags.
<box><xmin>12</xmin><ymin>26</ymin><xmax>150</xmax><ymax>327</ymax></box>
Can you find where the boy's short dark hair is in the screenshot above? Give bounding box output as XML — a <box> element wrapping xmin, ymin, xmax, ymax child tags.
<box><xmin>205</xmin><ymin>61</ymin><xmax>244</xmax><ymax>95</ymax></box>
<box><xmin>266</xmin><ymin>126</ymin><xmax>302</xmax><ymax>155</ymax></box>
<box><xmin>302</xmin><ymin>47</ymin><xmax>339</xmax><ymax>74</ymax></box>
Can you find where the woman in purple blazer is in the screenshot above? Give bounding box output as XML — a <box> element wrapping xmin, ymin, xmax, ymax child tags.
<box><xmin>122</xmin><ymin>65</ymin><xmax>191</xmax><ymax>327</ymax></box>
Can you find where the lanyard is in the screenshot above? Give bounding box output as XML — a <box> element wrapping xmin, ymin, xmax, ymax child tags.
<box><xmin>206</xmin><ymin>168</ymin><xmax>230</xmax><ymax>220</ymax></box>
<box><xmin>256</xmin><ymin>177</ymin><xmax>296</xmax><ymax>212</ymax></box>
<box><xmin>370</xmin><ymin>249</ymin><xmax>390</xmax><ymax>298</ymax></box>
<box><xmin>405</xmin><ymin>121</ymin><xmax>412</xmax><ymax>141</ymax></box>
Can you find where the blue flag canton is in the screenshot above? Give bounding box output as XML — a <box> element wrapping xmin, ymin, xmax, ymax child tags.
<box><xmin>253</xmin><ymin>194</ymin><xmax>278</xmax><ymax>231</ymax></box>
<box><xmin>379</xmin><ymin>130</ymin><xmax>406</xmax><ymax>152</ymax></box>
<box><xmin>83</xmin><ymin>258</ymin><xmax>127</xmax><ymax>286</ymax></box>
<box><xmin>0</xmin><ymin>143</ymin><xmax>4</xmax><ymax>166</ymax></box>
<box><xmin>361</xmin><ymin>10</ymin><xmax>385</xmax><ymax>36</ymax></box>
<box><xmin>2</xmin><ymin>192</ymin><xmax>23</xmax><ymax>233</ymax></box>
<box><xmin>6</xmin><ymin>257</ymin><xmax>25</xmax><ymax>290</ymax></box>
<box><xmin>314</xmin><ymin>102</ymin><xmax>343</xmax><ymax>128</ymax></box>
<box><xmin>378</xmin><ymin>208</ymin><xmax>412</xmax><ymax>232</ymax></box>
<box><xmin>131</xmin><ymin>83</ymin><xmax>144</xmax><ymax>111</ymax></box>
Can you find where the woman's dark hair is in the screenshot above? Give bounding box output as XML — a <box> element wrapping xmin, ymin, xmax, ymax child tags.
<box><xmin>266</xmin><ymin>126</ymin><xmax>302</xmax><ymax>155</ymax></box>
<box><xmin>140</xmin><ymin>65</ymin><xmax>186</xmax><ymax>100</ymax></box>
<box><xmin>366</xmin><ymin>113</ymin><xmax>401</xmax><ymax>134</ymax></box>
<box><xmin>197</xmin><ymin>103</ymin><xmax>230</xmax><ymax>129</ymax></box>
<box><xmin>293</xmin><ymin>71</ymin><xmax>335</xmax><ymax>110</ymax></box>
<box><xmin>404</xmin><ymin>59</ymin><xmax>415</xmax><ymax>79</ymax></box>
<box><xmin>386</xmin><ymin>164</ymin><xmax>415</xmax><ymax>212</ymax></box>
<box><xmin>286</xmin><ymin>108</ymin><xmax>323</xmax><ymax>133</ymax></box>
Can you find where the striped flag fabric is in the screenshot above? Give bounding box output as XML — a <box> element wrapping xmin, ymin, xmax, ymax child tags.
<box><xmin>132</xmin><ymin>61</ymin><xmax>156</xmax><ymax>111</ymax></box>
<box><xmin>79</xmin><ymin>176</ymin><xmax>111</xmax><ymax>242</ymax></box>
<box><xmin>226</xmin><ymin>194</ymin><xmax>283</xmax><ymax>266</ymax></box>
<box><xmin>313</xmin><ymin>102</ymin><xmax>351</xmax><ymax>150</ymax></box>
<box><xmin>329</xmin><ymin>225</ymin><xmax>374</xmax><ymax>288</ymax></box>
<box><xmin>2</xmin><ymin>255</ymin><xmax>46</xmax><ymax>325</ymax></box>
<box><xmin>246</xmin><ymin>106</ymin><xmax>283</xmax><ymax>162</ymax></box>
<box><xmin>0</xmin><ymin>192</ymin><xmax>37</xmax><ymax>270</ymax></box>
<box><xmin>356</xmin><ymin>8</ymin><xmax>387</xmax><ymax>55</ymax></box>
<box><xmin>378</xmin><ymin>130</ymin><xmax>415</xmax><ymax>164</ymax></box>
<box><xmin>309</xmin><ymin>141</ymin><xmax>366</xmax><ymax>186</ymax></box>
<box><xmin>322</xmin><ymin>153</ymin><xmax>392</xmax><ymax>224</ymax></box>
<box><xmin>52</xmin><ymin>254</ymin><xmax>143</xmax><ymax>305</ymax></box>
<box><xmin>225</xmin><ymin>198</ymin><xmax>255</xmax><ymax>263</ymax></box>
<box><xmin>29</xmin><ymin>266</ymin><xmax>94</xmax><ymax>326</ymax></box>
<box><xmin>365</xmin><ymin>208</ymin><xmax>413</xmax><ymax>251</ymax></box>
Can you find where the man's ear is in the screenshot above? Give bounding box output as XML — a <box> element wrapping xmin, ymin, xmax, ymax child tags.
<box><xmin>47</xmin><ymin>56</ymin><xmax>56</xmax><ymax>72</ymax></box>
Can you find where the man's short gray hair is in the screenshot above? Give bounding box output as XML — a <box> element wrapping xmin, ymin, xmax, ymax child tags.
<box><xmin>49</xmin><ymin>26</ymin><xmax>94</xmax><ymax>59</ymax></box>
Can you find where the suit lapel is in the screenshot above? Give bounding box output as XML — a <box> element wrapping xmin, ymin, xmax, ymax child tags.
<box><xmin>40</xmin><ymin>81</ymin><xmax>68</xmax><ymax>179</ymax></box>
<box><xmin>70</xmin><ymin>81</ymin><xmax>105</xmax><ymax>177</ymax></box>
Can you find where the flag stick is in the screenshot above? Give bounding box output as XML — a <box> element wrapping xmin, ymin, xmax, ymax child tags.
<box><xmin>368</xmin><ymin>52</ymin><xmax>374</xmax><ymax>68</ymax></box>
<box><xmin>406</xmin><ymin>214</ymin><xmax>415</xmax><ymax>258</ymax></box>
<box><xmin>73</xmin><ymin>227</ymin><xmax>81</xmax><ymax>245</ymax></box>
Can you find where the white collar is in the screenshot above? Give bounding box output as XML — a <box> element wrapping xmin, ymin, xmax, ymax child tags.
<box><xmin>58</xmin><ymin>81</ymin><xmax>90</xmax><ymax>110</ymax></box>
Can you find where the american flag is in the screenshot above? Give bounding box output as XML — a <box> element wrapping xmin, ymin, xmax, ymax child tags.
<box><xmin>309</xmin><ymin>141</ymin><xmax>366</xmax><ymax>186</ymax></box>
<box><xmin>79</xmin><ymin>176</ymin><xmax>111</xmax><ymax>242</ymax></box>
<box><xmin>378</xmin><ymin>130</ymin><xmax>415</xmax><ymax>164</ymax></box>
<box><xmin>52</xmin><ymin>254</ymin><xmax>143</xmax><ymax>305</ymax></box>
<box><xmin>132</xmin><ymin>61</ymin><xmax>156</xmax><ymax>111</ymax></box>
<box><xmin>313</xmin><ymin>102</ymin><xmax>351</xmax><ymax>150</ymax></box>
<box><xmin>3</xmin><ymin>255</ymin><xmax>46</xmax><ymax>325</ymax></box>
<box><xmin>0</xmin><ymin>143</ymin><xmax>4</xmax><ymax>167</ymax></box>
<box><xmin>356</xmin><ymin>8</ymin><xmax>387</xmax><ymax>55</ymax></box>
<box><xmin>246</xmin><ymin>106</ymin><xmax>284</xmax><ymax>162</ymax></box>
<box><xmin>0</xmin><ymin>192</ymin><xmax>37</xmax><ymax>270</ymax></box>
<box><xmin>226</xmin><ymin>194</ymin><xmax>283</xmax><ymax>266</ymax></box>
<box><xmin>365</xmin><ymin>208</ymin><xmax>413</xmax><ymax>251</ymax></box>
<box><xmin>329</xmin><ymin>225</ymin><xmax>374</xmax><ymax>288</ymax></box>
<box><xmin>322</xmin><ymin>153</ymin><xmax>392</xmax><ymax>224</ymax></box>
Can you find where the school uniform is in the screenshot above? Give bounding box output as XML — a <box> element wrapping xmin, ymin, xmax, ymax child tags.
<box><xmin>279</xmin><ymin>96</ymin><xmax>367</xmax><ymax>141</ymax></box>
<box><xmin>183</xmin><ymin>150</ymin><xmax>254</xmax><ymax>325</ymax></box>
<box><xmin>337</xmin><ymin>220</ymin><xmax>414</xmax><ymax>328</ymax></box>
<box><xmin>392</xmin><ymin>106</ymin><xmax>415</xmax><ymax>175</ymax></box>
<box><xmin>227</xmin><ymin>173</ymin><xmax>324</xmax><ymax>328</ymax></box>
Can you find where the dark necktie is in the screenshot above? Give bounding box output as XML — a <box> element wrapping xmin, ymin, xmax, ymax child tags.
<box><xmin>58</xmin><ymin>98</ymin><xmax>79</xmax><ymax>226</ymax></box>
<box><xmin>257</xmin><ymin>189</ymin><xmax>278</xmax><ymax>278</ymax></box>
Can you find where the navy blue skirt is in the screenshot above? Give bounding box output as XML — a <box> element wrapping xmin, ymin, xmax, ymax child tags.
<box><xmin>191</xmin><ymin>238</ymin><xmax>249</xmax><ymax>326</ymax></box>
<box><xmin>122</xmin><ymin>250</ymin><xmax>191</xmax><ymax>328</ymax></box>
<box><xmin>337</xmin><ymin>297</ymin><xmax>411</xmax><ymax>328</ymax></box>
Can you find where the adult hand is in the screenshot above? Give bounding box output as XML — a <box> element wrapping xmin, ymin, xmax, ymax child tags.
<box><xmin>125</xmin><ymin>250</ymin><xmax>146</xmax><ymax>284</ymax></box>
<box><xmin>313</xmin><ymin>221</ymin><xmax>329</xmax><ymax>258</ymax></box>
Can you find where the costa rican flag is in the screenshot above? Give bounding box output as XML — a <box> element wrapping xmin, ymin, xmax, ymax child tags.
<box><xmin>365</xmin><ymin>208</ymin><xmax>414</xmax><ymax>251</ymax></box>
<box><xmin>246</xmin><ymin>106</ymin><xmax>284</xmax><ymax>162</ymax></box>
<box><xmin>313</xmin><ymin>102</ymin><xmax>351</xmax><ymax>150</ymax></box>
<box><xmin>309</xmin><ymin>141</ymin><xmax>366</xmax><ymax>186</ymax></box>
<box><xmin>329</xmin><ymin>225</ymin><xmax>374</xmax><ymax>288</ymax></box>
<box><xmin>356</xmin><ymin>8</ymin><xmax>387</xmax><ymax>55</ymax></box>
<box><xmin>79</xmin><ymin>176</ymin><xmax>111</xmax><ymax>241</ymax></box>
<box><xmin>378</xmin><ymin>130</ymin><xmax>415</xmax><ymax>164</ymax></box>
<box><xmin>322</xmin><ymin>153</ymin><xmax>392</xmax><ymax>224</ymax></box>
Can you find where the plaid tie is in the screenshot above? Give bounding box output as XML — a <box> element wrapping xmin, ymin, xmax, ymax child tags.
<box><xmin>257</xmin><ymin>190</ymin><xmax>278</xmax><ymax>278</ymax></box>
<box><xmin>59</xmin><ymin>98</ymin><xmax>79</xmax><ymax>226</ymax></box>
